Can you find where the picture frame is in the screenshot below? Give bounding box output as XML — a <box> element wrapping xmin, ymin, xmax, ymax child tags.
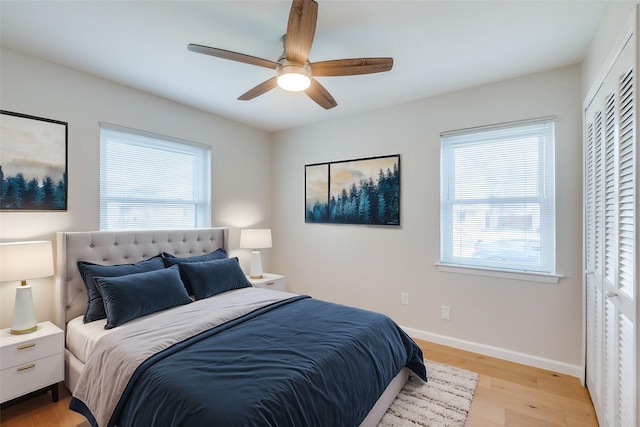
<box><xmin>0</xmin><ymin>110</ymin><xmax>68</xmax><ymax>211</ymax></box>
<box><xmin>305</xmin><ymin>154</ymin><xmax>400</xmax><ymax>226</ymax></box>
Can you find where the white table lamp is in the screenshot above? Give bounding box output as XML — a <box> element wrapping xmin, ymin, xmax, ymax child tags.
<box><xmin>240</xmin><ymin>229</ymin><xmax>272</xmax><ymax>279</ymax></box>
<box><xmin>0</xmin><ymin>241</ymin><xmax>54</xmax><ymax>334</ymax></box>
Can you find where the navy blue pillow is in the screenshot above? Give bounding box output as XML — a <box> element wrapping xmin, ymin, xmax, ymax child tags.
<box><xmin>77</xmin><ymin>255</ymin><xmax>165</xmax><ymax>323</ymax></box>
<box><xmin>94</xmin><ymin>265</ymin><xmax>191</xmax><ymax>329</ymax></box>
<box><xmin>179</xmin><ymin>257</ymin><xmax>251</xmax><ymax>300</ymax></box>
<box><xmin>163</xmin><ymin>248</ymin><xmax>228</xmax><ymax>295</ymax></box>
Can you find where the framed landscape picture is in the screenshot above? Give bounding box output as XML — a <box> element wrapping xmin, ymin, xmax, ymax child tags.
<box><xmin>305</xmin><ymin>154</ymin><xmax>400</xmax><ymax>226</ymax></box>
<box><xmin>0</xmin><ymin>110</ymin><xmax>68</xmax><ymax>210</ymax></box>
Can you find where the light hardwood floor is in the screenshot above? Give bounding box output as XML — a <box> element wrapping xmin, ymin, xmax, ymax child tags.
<box><xmin>420</xmin><ymin>340</ymin><xmax>598</xmax><ymax>427</ymax></box>
<box><xmin>0</xmin><ymin>339</ymin><xmax>598</xmax><ymax>427</ymax></box>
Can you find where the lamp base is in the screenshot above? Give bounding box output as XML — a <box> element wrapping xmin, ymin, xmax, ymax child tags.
<box><xmin>10</xmin><ymin>324</ymin><xmax>38</xmax><ymax>335</ymax></box>
<box><xmin>12</xmin><ymin>284</ymin><xmax>37</xmax><ymax>336</ymax></box>
<box><xmin>249</xmin><ymin>250</ymin><xmax>264</xmax><ymax>279</ymax></box>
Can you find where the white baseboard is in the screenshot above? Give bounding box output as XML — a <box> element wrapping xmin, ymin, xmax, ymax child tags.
<box><xmin>402</xmin><ymin>326</ymin><xmax>584</xmax><ymax>381</ymax></box>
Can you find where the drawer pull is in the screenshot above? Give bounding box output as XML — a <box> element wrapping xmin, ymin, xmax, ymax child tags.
<box><xmin>17</xmin><ymin>363</ymin><xmax>36</xmax><ymax>372</ymax></box>
<box><xmin>266</xmin><ymin>282</ymin><xmax>275</xmax><ymax>286</ymax></box>
<box><xmin>17</xmin><ymin>343</ymin><xmax>36</xmax><ymax>350</ymax></box>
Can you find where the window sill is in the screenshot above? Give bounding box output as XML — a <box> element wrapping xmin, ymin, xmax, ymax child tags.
<box><xmin>435</xmin><ymin>263</ymin><xmax>562</xmax><ymax>284</ymax></box>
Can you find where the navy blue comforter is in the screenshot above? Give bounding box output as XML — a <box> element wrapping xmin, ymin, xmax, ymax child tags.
<box><xmin>72</xmin><ymin>296</ymin><xmax>426</xmax><ymax>427</ymax></box>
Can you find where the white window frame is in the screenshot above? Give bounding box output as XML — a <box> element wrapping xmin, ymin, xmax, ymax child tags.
<box><xmin>438</xmin><ymin>117</ymin><xmax>560</xmax><ymax>282</ymax></box>
<box><xmin>99</xmin><ymin>123</ymin><xmax>211</xmax><ymax>230</ymax></box>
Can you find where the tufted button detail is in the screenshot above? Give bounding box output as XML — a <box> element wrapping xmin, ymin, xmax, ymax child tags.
<box><xmin>103</xmin><ymin>258</ymin><xmax>108</xmax><ymax>262</ymax></box>
<box><xmin>113</xmin><ymin>242</ymin><xmax>118</xmax><ymax>246</ymax></box>
<box><xmin>90</xmin><ymin>244</ymin><xmax>95</xmax><ymax>248</ymax></box>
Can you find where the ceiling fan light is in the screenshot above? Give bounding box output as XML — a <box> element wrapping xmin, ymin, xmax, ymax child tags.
<box><xmin>276</xmin><ymin>62</ymin><xmax>311</xmax><ymax>92</ymax></box>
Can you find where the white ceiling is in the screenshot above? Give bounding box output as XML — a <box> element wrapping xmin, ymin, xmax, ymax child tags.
<box><xmin>1</xmin><ymin>1</ymin><xmax>606</xmax><ymax>132</ymax></box>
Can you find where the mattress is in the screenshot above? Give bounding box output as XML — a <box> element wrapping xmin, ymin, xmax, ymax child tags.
<box><xmin>66</xmin><ymin>310</ymin><xmax>172</xmax><ymax>364</ymax></box>
<box><xmin>66</xmin><ymin>316</ymin><xmax>112</xmax><ymax>364</ymax></box>
<box><xmin>66</xmin><ymin>295</ymin><xmax>209</xmax><ymax>364</ymax></box>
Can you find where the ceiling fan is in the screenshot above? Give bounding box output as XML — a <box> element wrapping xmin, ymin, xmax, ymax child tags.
<box><xmin>187</xmin><ymin>0</ymin><xmax>393</xmax><ymax>109</ymax></box>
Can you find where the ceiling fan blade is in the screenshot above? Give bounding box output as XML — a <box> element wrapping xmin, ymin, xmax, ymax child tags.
<box><xmin>188</xmin><ymin>44</ymin><xmax>278</xmax><ymax>70</ymax></box>
<box><xmin>285</xmin><ymin>0</ymin><xmax>318</xmax><ymax>64</ymax></box>
<box><xmin>238</xmin><ymin>77</ymin><xmax>278</xmax><ymax>101</ymax></box>
<box><xmin>305</xmin><ymin>78</ymin><xmax>337</xmax><ymax>109</ymax></box>
<box><xmin>310</xmin><ymin>58</ymin><xmax>394</xmax><ymax>77</ymax></box>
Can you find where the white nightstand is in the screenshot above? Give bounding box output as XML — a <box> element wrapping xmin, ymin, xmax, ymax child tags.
<box><xmin>0</xmin><ymin>321</ymin><xmax>64</xmax><ymax>404</ymax></box>
<box><xmin>248</xmin><ymin>273</ymin><xmax>286</xmax><ymax>292</ymax></box>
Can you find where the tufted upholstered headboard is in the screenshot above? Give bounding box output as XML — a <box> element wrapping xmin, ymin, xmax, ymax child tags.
<box><xmin>54</xmin><ymin>228</ymin><xmax>229</xmax><ymax>330</ymax></box>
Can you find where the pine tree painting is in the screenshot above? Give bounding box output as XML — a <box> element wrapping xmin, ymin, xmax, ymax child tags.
<box><xmin>1</xmin><ymin>111</ymin><xmax>67</xmax><ymax>210</ymax></box>
<box><xmin>305</xmin><ymin>154</ymin><xmax>400</xmax><ymax>226</ymax></box>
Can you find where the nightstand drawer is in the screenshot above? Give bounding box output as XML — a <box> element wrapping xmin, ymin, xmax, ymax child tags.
<box><xmin>257</xmin><ymin>278</ymin><xmax>285</xmax><ymax>291</ymax></box>
<box><xmin>0</xmin><ymin>352</ymin><xmax>64</xmax><ymax>403</ymax></box>
<box><xmin>0</xmin><ymin>332</ymin><xmax>63</xmax><ymax>369</ymax></box>
<box><xmin>248</xmin><ymin>274</ymin><xmax>286</xmax><ymax>292</ymax></box>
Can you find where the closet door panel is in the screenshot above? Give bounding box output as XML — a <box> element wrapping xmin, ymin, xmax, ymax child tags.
<box><xmin>617</xmin><ymin>67</ymin><xmax>635</xmax><ymax>302</ymax></box>
<box><xmin>618</xmin><ymin>312</ymin><xmax>634</xmax><ymax>427</ymax></box>
<box><xmin>584</xmin><ymin>26</ymin><xmax>636</xmax><ymax>427</ymax></box>
<box><xmin>585</xmin><ymin>80</ymin><xmax>605</xmax><ymax>418</ymax></box>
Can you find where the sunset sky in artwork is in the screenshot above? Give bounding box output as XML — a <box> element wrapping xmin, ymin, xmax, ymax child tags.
<box><xmin>305</xmin><ymin>156</ymin><xmax>398</xmax><ymax>211</ymax></box>
<box><xmin>329</xmin><ymin>157</ymin><xmax>397</xmax><ymax>199</ymax></box>
<box><xmin>0</xmin><ymin>114</ymin><xmax>66</xmax><ymax>182</ymax></box>
<box><xmin>305</xmin><ymin>163</ymin><xmax>328</xmax><ymax>210</ymax></box>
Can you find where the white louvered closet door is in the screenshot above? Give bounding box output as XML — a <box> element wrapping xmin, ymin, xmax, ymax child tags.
<box><xmin>584</xmin><ymin>25</ymin><xmax>637</xmax><ymax>427</ymax></box>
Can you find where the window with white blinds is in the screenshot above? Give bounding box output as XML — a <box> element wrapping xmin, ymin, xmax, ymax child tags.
<box><xmin>440</xmin><ymin>117</ymin><xmax>556</xmax><ymax>274</ymax></box>
<box><xmin>99</xmin><ymin>123</ymin><xmax>211</xmax><ymax>230</ymax></box>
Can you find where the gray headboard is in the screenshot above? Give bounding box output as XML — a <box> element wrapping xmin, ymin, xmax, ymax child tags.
<box><xmin>54</xmin><ymin>228</ymin><xmax>229</xmax><ymax>329</ymax></box>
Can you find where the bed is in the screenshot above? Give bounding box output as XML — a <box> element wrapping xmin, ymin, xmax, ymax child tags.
<box><xmin>55</xmin><ymin>228</ymin><xmax>427</xmax><ymax>427</ymax></box>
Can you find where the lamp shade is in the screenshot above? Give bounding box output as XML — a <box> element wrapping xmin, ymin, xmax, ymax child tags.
<box><xmin>240</xmin><ymin>229</ymin><xmax>272</xmax><ymax>250</ymax></box>
<box><xmin>0</xmin><ymin>241</ymin><xmax>54</xmax><ymax>282</ymax></box>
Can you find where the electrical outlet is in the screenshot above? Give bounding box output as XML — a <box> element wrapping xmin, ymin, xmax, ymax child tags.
<box><xmin>441</xmin><ymin>305</ymin><xmax>451</xmax><ymax>320</ymax></box>
<box><xmin>401</xmin><ymin>292</ymin><xmax>409</xmax><ymax>305</ymax></box>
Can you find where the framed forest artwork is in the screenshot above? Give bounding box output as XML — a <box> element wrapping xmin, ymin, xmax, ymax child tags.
<box><xmin>0</xmin><ymin>110</ymin><xmax>68</xmax><ymax>210</ymax></box>
<box><xmin>305</xmin><ymin>154</ymin><xmax>400</xmax><ymax>226</ymax></box>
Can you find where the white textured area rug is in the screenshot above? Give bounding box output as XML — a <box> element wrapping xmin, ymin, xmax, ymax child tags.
<box><xmin>379</xmin><ymin>360</ymin><xmax>479</xmax><ymax>427</ymax></box>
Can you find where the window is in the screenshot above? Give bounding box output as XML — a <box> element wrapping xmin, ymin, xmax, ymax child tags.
<box><xmin>100</xmin><ymin>123</ymin><xmax>211</xmax><ymax>230</ymax></box>
<box><xmin>440</xmin><ymin>117</ymin><xmax>555</xmax><ymax>274</ymax></box>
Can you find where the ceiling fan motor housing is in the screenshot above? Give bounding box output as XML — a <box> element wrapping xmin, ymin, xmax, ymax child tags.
<box><xmin>276</xmin><ymin>59</ymin><xmax>311</xmax><ymax>91</ymax></box>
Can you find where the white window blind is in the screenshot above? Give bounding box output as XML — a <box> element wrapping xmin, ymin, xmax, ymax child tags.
<box><xmin>100</xmin><ymin>123</ymin><xmax>211</xmax><ymax>230</ymax></box>
<box><xmin>440</xmin><ymin>117</ymin><xmax>556</xmax><ymax>274</ymax></box>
